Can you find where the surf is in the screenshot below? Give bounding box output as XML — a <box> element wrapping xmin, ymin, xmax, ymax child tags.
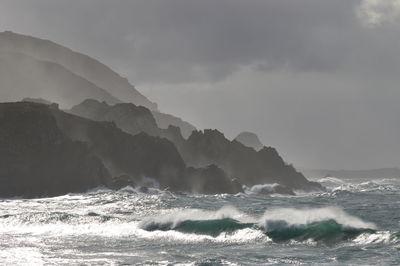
<box><xmin>139</xmin><ymin>206</ymin><xmax>381</xmax><ymax>244</ymax></box>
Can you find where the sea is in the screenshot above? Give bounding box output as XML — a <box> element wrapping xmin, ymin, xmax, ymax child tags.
<box><xmin>0</xmin><ymin>176</ymin><xmax>399</xmax><ymax>265</ymax></box>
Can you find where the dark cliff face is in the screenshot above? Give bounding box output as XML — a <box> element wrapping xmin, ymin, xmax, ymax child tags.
<box><xmin>179</xmin><ymin>130</ymin><xmax>323</xmax><ymax>191</ymax></box>
<box><xmin>52</xmin><ymin>108</ymin><xmax>188</xmax><ymax>191</ymax></box>
<box><xmin>0</xmin><ymin>102</ymin><xmax>322</xmax><ymax>196</ymax></box>
<box><xmin>69</xmin><ymin>100</ymin><xmax>323</xmax><ymax>192</ymax></box>
<box><xmin>0</xmin><ymin>102</ymin><xmax>111</xmax><ymax>198</ymax></box>
<box><xmin>0</xmin><ymin>102</ymin><xmax>244</xmax><ymax>196</ymax></box>
<box><xmin>185</xmin><ymin>165</ymin><xmax>243</xmax><ymax>194</ymax></box>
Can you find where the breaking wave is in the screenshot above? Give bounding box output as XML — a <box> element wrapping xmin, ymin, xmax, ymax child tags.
<box><xmin>317</xmin><ymin>176</ymin><xmax>400</xmax><ymax>193</ymax></box>
<box><xmin>139</xmin><ymin>206</ymin><xmax>386</xmax><ymax>244</ymax></box>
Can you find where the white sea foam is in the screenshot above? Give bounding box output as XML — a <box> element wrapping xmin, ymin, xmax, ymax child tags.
<box><xmin>244</xmin><ymin>183</ymin><xmax>281</xmax><ymax>194</ymax></box>
<box><xmin>0</xmin><ymin>205</ymin><xmax>378</xmax><ymax>245</ymax></box>
<box><xmin>317</xmin><ymin>176</ymin><xmax>345</xmax><ymax>185</ymax></box>
<box><xmin>353</xmin><ymin>231</ymin><xmax>397</xmax><ymax>245</ymax></box>
<box><xmin>0</xmin><ymin>247</ymin><xmax>45</xmax><ymax>266</ymax></box>
<box><xmin>259</xmin><ymin>206</ymin><xmax>376</xmax><ymax>230</ymax></box>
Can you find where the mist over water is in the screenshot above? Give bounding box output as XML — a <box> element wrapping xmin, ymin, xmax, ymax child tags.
<box><xmin>1</xmin><ymin>177</ymin><xmax>399</xmax><ymax>265</ymax></box>
<box><xmin>1</xmin><ymin>2</ymin><xmax>400</xmax><ymax>264</ymax></box>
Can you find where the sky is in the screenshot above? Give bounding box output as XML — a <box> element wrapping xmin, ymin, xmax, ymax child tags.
<box><xmin>0</xmin><ymin>0</ymin><xmax>399</xmax><ymax>170</ymax></box>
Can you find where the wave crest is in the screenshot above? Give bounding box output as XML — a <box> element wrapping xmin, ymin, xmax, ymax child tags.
<box><xmin>140</xmin><ymin>206</ymin><xmax>378</xmax><ymax>244</ymax></box>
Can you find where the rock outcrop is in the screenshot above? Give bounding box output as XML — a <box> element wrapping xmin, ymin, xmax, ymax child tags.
<box><xmin>0</xmin><ymin>102</ymin><xmax>322</xmax><ymax>197</ymax></box>
<box><xmin>234</xmin><ymin>131</ymin><xmax>263</xmax><ymax>151</ymax></box>
<box><xmin>69</xmin><ymin>99</ymin><xmax>160</xmax><ymax>136</ymax></box>
<box><xmin>185</xmin><ymin>165</ymin><xmax>243</xmax><ymax>194</ymax></box>
<box><xmin>0</xmin><ymin>102</ymin><xmax>112</xmax><ymax>198</ymax></box>
<box><xmin>179</xmin><ymin>129</ymin><xmax>323</xmax><ymax>191</ymax></box>
<box><xmin>52</xmin><ymin>108</ymin><xmax>187</xmax><ymax>192</ymax></box>
<box><xmin>69</xmin><ymin>100</ymin><xmax>322</xmax><ymax>192</ymax></box>
<box><xmin>152</xmin><ymin>111</ymin><xmax>196</xmax><ymax>139</ymax></box>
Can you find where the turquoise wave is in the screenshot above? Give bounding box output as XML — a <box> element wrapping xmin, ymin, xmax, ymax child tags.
<box><xmin>142</xmin><ymin>218</ymin><xmax>376</xmax><ymax>243</ymax></box>
<box><xmin>265</xmin><ymin>219</ymin><xmax>375</xmax><ymax>243</ymax></box>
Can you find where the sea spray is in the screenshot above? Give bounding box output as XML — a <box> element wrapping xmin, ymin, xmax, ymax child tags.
<box><xmin>139</xmin><ymin>206</ymin><xmax>378</xmax><ymax>244</ymax></box>
<box><xmin>1</xmin><ymin>180</ymin><xmax>399</xmax><ymax>265</ymax></box>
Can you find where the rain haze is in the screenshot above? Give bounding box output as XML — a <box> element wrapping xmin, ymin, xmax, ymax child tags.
<box><xmin>0</xmin><ymin>0</ymin><xmax>399</xmax><ymax>170</ymax></box>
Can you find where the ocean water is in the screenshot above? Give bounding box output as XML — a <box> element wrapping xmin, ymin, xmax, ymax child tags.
<box><xmin>0</xmin><ymin>176</ymin><xmax>399</xmax><ymax>265</ymax></box>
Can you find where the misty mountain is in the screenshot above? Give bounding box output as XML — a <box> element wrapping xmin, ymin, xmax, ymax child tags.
<box><xmin>0</xmin><ymin>102</ymin><xmax>242</xmax><ymax>197</ymax></box>
<box><xmin>0</xmin><ymin>31</ymin><xmax>196</xmax><ymax>137</ymax></box>
<box><xmin>69</xmin><ymin>99</ymin><xmax>322</xmax><ymax>192</ymax></box>
<box><xmin>0</xmin><ymin>52</ymin><xmax>120</xmax><ymax>107</ymax></box>
<box><xmin>0</xmin><ymin>31</ymin><xmax>156</xmax><ymax>110</ymax></box>
<box><xmin>234</xmin><ymin>131</ymin><xmax>264</xmax><ymax>151</ymax></box>
<box><xmin>0</xmin><ymin>31</ymin><xmax>322</xmax><ymax>196</ymax></box>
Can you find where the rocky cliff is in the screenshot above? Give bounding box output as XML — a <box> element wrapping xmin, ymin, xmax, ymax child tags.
<box><xmin>69</xmin><ymin>99</ymin><xmax>160</xmax><ymax>136</ymax></box>
<box><xmin>69</xmin><ymin>100</ymin><xmax>322</xmax><ymax>192</ymax></box>
<box><xmin>0</xmin><ymin>102</ymin><xmax>111</xmax><ymax>198</ymax></box>
<box><xmin>152</xmin><ymin>111</ymin><xmax>196</xmax><ymax>139</ymax></box>
<box><xmin>180</xmin><ymin>129</ymin><xmax>323</xmax><ymax>191</ymax></box>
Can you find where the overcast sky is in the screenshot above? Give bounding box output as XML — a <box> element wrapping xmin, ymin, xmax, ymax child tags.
<box><xmin>1</xmin><ymin>0</ymin><xmax>399</xmax><ymax>170</ymax></box>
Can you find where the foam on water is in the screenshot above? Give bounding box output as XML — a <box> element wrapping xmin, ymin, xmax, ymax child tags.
<box><xmin>260</xmin><ymin>206</ymin><xmax>376</xmax><ymax>230</ymax></box>
<box><xmin>0</xmin><ymin>177</ymin><xmax>399</xmax><ymax>265</ymax></box>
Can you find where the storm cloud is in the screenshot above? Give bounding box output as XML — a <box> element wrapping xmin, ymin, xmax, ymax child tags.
<box><xmin>0</xmin><ymin>0</ymin><xmax>399</xmax><ymax>169</ymax></box>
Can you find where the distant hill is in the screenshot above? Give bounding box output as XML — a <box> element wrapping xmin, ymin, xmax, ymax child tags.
<box><xmin>0</xmin><ymin>31</ymin><xmax>157</xmax><ymax>110</ymax></box>
<box><xmin>0</xmin><ymin>52</ymin><xmax>120</xmax><ymax>107</ymax></box>
<box><xmin>0</xmin><ymin>31</ymin><xmax>196</xmax><ymax>136</ymax></box>
<box><xmin>303</xmin><ymin>168</ymin><xmax>400</xmax><ymax>180</ymax></box>
<box><xmin>234</xmin><ymin>131</ymin><xmax>263</xmax><ymax>151</ymax></box>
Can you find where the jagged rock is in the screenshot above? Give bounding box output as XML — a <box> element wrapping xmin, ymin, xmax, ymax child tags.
<box><xmin>0</xmin><ymin>102</ymin><xmax>112</xmax><ymax>198</ymax></box>
<box><xmin>234</xmin><ymin>131</ymin><xmax>263</xmax><ymax>151</ymax></box>
<box><xmin>23</xmin><ymin>98</ymin><xmax>59</xmax><ymax>110</ymax></box>
<box><xmin>52</xmin><ymin>106</ymin><xmax>188</xmax><ymax>192</ymax></box>
<box><xmin>23</xmin><ymin>97</ymin><xmax>53</xmax><ymax>105</ymax></box>
<box><xmin>160</xmin><ymin>125</ymin><xmax>186</xmax><ymax>147</ymax></box>
<box><xmin>152</xmin><ymin>111</ymin><xmax>196</xmax><ymax>139</ymax></box>
<box><xmin>109</xmin><ymin>174</ymin><xmax>136</xmax><ymax>190</ymax></box>
<box><xmin>180</xmin><ymin>129</ymin><xmax>323</xmax><ymax>192</ymax></box>
<box><xmin>69</xmin><ymin>100</ymin><xmax>323</xmax><ymax>192</ymax></box>
<box><xmin>0</xmin><ymin>102</ymin><xmax>323</xmax><ymax>197</ymax></box>
<box><xmin>185</xmin><ymin>165</ymin><xmax>243</xmax><ymax>194</ymax></box>
<box><xmin>69</xmin><ymin>99</ymin><xmax>160</xmax><ymax>136</ymax></box>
